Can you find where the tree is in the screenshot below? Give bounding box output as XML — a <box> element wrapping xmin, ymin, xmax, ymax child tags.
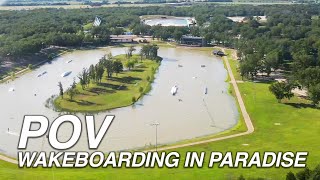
<box><xmin>139</xmin><ymin>87</ymin><xmax>144</xmax><ymax>94</ymax></box>
<box><xmin>126</xmin><ymin>46</ymin><xmax>136</xmax><ymax>58</ymax></box>
<box><xmin>132</xmin><ymin>96</ymin><xmax>136</xmax><ymax>103</ymax></box>
<box><xmin>139</xmin><ymin>48</ymin><xmax>145</xmax><ymax>61</ymax></box>
<box><xmin>296</xmin><ymin>67</ymin><xmax>320</xmax><ymax>89</ymax></box>
<box><xmin>71</xmin><ymin>78</ymin><xmax>77</xmax><ymax>89</ymax></box>
<box><xmin>104</xmin><ymin>58</ymin><xmax>114</xmax><ymax>78</ymax></box>
<box><xmin>296</xmin><ymin>167</ymin><xmax>311</xmax><ymax>180</ymax></box>
<box><xmin>95</xmin><ymin>63</ymin><xmax>104</xmax><ymax>83</ymax></box>
<box><xmin>68</xmin><ymin>87</ymin><xmax>76</xmax><ymax>101</ymax></box>
<box><xmin>308</xmin><ymin>83</ymin><xmax>320</xmax><ymax>106</ymax></box>
<box><xmin>238</xmin><ymin>175</ymin><xmax>245</xmax><ymax>180</ymax></box>
<box><xmin>292</xmin><ymin>53</ymin><xmax>315</xmax><ymax>71</ymax></box>
<box><xmin>269</xmin><ymin>81</ymin><xmax>294</xmax><ymax>103</ymax></box>
<box><xmin>113</xmin><ymin>60</ymin><xmax>123</xmax><ymax>75</ymax></box>
<box><xmin>150</xmin><ymin>44</ymin><xmax>159</xmax><ymax>60</ymax></box>
<box><xmin>58</xmin><ymin>82</ymin><xmax>64</xmax><ymax>99</ymax></box>
<box><xmin>125</xmin><ymin>60</ymin><xmax>135</xmax><ymax>71</ymax></box>
<box><xmin>78</xmin><ymin>68</ymin><xmax>89</xmax><ymax>90</ymax></box>
<box><xmin>113</xmin><ymin>27</ymin><xmax>124</xmax><ymax>36</ymax></box>
<box><xmin>140</xmin><ymin>44</ymin><xmax>159</xmax><ymax>60</ymax></box>
<box><xmin>286</xmin><ymin>172</ymin><xmax>296</xmax><ymax>180</ymax></box>
<box><xmin>286</xmin><ymin>165</ymin><xmax>320</xmax><ymax>180</ymax></box>
<box><xmin>264</xmin><ymin>51</ymin><xmax>279</xmax><ymax>76</ymax></box>
<box><xmin>240</xmin><ymin>54</ymin><xmax>261</xmax><ymax>79</ymax></box>
<box><xmin>89</xmin><ymin>64</ymin><xmax>96</xmax><ymax>82</ymax></box>
<box><xmin>173</xmin><ymin>29</ymin><xmax>183</xmax><ymax>42</ymax></box>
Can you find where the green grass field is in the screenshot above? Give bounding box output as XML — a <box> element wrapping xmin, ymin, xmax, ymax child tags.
<box><xmin>1</xmin><ymin>48</ymin><xmax>320</xmax><ymax>179</ymax></box>
<box><xmin>54</xmin><ymin>54</ymin><xmax>160</xmax><ymax>112</ymax></box>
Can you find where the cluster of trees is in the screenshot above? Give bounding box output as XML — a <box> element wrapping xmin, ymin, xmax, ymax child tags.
<box><xmin>286</xmin><ymin>165</ymin><xmax>320</xmax><ymax>180</ymax></box>
<box><xmin>78</xmin><ymin>53</ymin><xmax>124</xmax><ymax>89</ymax></box>
<box><xmin>0</xmin><ymin>4</ymin><xmax>288</xmax><ymax>58</ymax></box>
<box><xmin>223</xmin><ymin>6</ymin><xmax>320</xmax><ymax>105</ymax></box>
<box><xmin>57</xmin><ymin>53</ymin><xmax>124</xmax><ymax>100</ymax></box>
<box><xmin>124</xmin><ymin>44</ymin><xmax>160</xmax><ymax>70</ymax></box>
<box><xmin>237</xmin><ymin>164</ymin><xmax>320</xmax><ymax>180</ymax></box>
<box><xmin>139</xmin><ymin>44</ymin><xmax>160</xmax><ymax>60</ymax></box>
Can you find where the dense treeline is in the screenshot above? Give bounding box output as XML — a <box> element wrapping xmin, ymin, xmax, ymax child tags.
<box><xmin>237</xmin><ymin>164</ymin><xmax>320</xmax><ymax>180</ymax></box>
<box><xmin>0</xmin><ymin>4</ymin><xmax>302</xmax><ymax>57</ymax></box>
<box><xmin>1</xmin><ymin>4</ymin><xmax>320</xmax><ymax>103</ymax></box>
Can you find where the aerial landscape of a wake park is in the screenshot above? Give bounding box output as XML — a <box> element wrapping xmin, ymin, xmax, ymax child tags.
<box><xmin>0</xmin><ymin>0</ymin><xmax>320</xmax><ymax>179</ymax></box>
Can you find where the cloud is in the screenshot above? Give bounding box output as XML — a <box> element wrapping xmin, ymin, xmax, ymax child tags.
<box><xmin>0</xmin><ymin>0</ymin><xmax>7</xmax><ymax>6</ymax></box>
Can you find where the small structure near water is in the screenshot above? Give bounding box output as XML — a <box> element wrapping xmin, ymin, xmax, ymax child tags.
<box><xmin>110</xmin><ymin>35</ymin><xmax>135</xmax><ymax>43</ymax></box>
<box><xmin>213</xmin><ymin>50</ymin><xmax>225</xmax><ymax>57</ymax></box>
<box><xmin>180</xmin><ymin>35</ymin><xmax>206</xmax><ymax>47</ymax></box>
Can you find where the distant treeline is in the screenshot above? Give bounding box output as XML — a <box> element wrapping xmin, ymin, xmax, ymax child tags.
<box><xmin>2</xmin><ymin>0</ymin><xmax>234</xmax><ymax>6</ymax></box>
<box><xmin>2</xmin><ymin>2</ymin><xmax>70</xmax><ymax>6</ymax></box>
<box><xmin>1</xmin><ymin>4</ymin><xmax>320</xmax><ymax>103</ymax></box>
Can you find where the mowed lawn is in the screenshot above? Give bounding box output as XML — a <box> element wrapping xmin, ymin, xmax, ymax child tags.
<box><xmin>1</xmin><ymin>51</ymin><xmax>320</xmax><ymax>179</ymax></box>
<box><xmin>54</xmin><ymin>55</ymin><xmax>160</xmax><ymax>112</ymax></box>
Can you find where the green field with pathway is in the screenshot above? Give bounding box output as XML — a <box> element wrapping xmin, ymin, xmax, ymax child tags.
<box><xmin>0</xmin><ymin>48</ymin><xmax>319</xmax><ymax>179</ymax></box>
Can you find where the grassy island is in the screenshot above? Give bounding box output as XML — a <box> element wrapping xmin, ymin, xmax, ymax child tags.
<box><xmin>54</xmin><ymin>51</ymin><xmax>161</xmax><ymax>112</ymax></box>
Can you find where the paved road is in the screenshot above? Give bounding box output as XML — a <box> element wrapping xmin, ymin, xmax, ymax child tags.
<box><xmin>0</xmin><ymin>48</ymin><xmax>255</xmax><ymax>164</ymax></box>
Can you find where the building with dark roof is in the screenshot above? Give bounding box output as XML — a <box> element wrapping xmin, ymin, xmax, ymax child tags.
<box><xmin>110</xmin><ymin>35</ymin><xmax>136</xmax><ymax>43</ymax></box>
<box><xmin>180</xmin><ymin>35</ymin><xmax>206</xmax><ymax>47</ymax></box>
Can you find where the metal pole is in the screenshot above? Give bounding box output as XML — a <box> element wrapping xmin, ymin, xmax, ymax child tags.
<box><xmin>155</xmin><ymin>125</ymin><xmax>158</xmax><ymax>152</ymax></box>
<box><xmin>150</xmin><ymin>123</ymin><xmax>160</xmax><ymax>152</ymax></box>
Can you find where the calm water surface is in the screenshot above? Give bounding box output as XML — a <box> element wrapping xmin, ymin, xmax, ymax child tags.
<box><xmin>0</xmin><ymin>47</ymin><xmax>238</xmax><ymax>156</ymax></box>
<box><xmin>144</xmin><ymin>18</ymin><xmax>189</xmax><ymax>27</ymax></box>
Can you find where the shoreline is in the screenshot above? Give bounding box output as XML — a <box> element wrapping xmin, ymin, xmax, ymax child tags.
<box><xmin>53</xmin><ymin>53</ymin><xmax>161</xmax><ymax>113</ymax></box>
<box><xmin>0</xmin><ymin>48</ymin><xmax>70</xmax><ymax>84</ymax></box>
<box><xmin>0</xmin><ymin>45</ymin><xmax>122</xmax><ymax>84</ymax></box>
<box><xmin>0</xmin><ymin>46</ymin><xmax>253</xmax><ymax>162</ymax></box>
<box><xmin>0</xmin><ymin>43</ymin><xmax>171</xmax><ymax>85</ymax></box>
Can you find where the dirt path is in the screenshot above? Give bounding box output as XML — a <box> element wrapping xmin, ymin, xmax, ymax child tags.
<box><xmin>0</xmin><ymin>155</ymin><xmax>18</xmax><ymax>164</ymax></box>
<box><xmin>0</xmin><ymin>48</ymin><xmax>254</xmax><ymax>164</ymax></box>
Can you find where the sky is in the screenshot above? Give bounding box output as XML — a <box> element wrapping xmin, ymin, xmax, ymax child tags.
<box><xmin>0</xmin><ymin>0</ymin><xmax>6</xmax><ymax>6</ymax></box>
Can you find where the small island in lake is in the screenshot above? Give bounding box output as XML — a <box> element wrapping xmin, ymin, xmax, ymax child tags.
<box><xmin>54</xmin><ymin>45</ymin><xmax>161</xmax><ymax>112</ymax></box>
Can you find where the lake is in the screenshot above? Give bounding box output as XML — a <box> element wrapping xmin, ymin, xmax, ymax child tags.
<box><xmin>0</xmin><ymin>47</ymin><xmax>238</xmax><ymax>156</ymax></box>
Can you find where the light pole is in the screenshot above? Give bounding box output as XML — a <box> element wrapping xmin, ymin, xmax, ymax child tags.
<box><xmin>150</xmin><ymin>123</ymin><xmax>160</xmax><ymax>152</ymax></box>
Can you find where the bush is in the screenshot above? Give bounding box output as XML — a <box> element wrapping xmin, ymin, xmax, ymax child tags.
<box><xmin>28</xmin><ymin>64</ymin><xmax>33</xmax><ymax>70</ymax></box>
<box><xmin>48</xmin><ymin>53</ymin><xmax>54</xmax><ymax>60</ymax></box>
<box><xmin>132</xmin><ymin>96</ymin><xmax>136</xmax><ymax>103</ymax></box>
<box><xmin>11</xmin><ymin>72</ymin><xmax>15</xmax><ymax>80</ymax></box>
<box><xmin>139</xmin><ymin>87</ymin><xmax>144</xmax><ymax>94</ymax></box>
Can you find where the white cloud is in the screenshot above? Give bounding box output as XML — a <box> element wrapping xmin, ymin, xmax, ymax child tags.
<box><xmin>0</xmin><ymin>0</ymin><xmax>7</xmax><ymax>5</ymax></box>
